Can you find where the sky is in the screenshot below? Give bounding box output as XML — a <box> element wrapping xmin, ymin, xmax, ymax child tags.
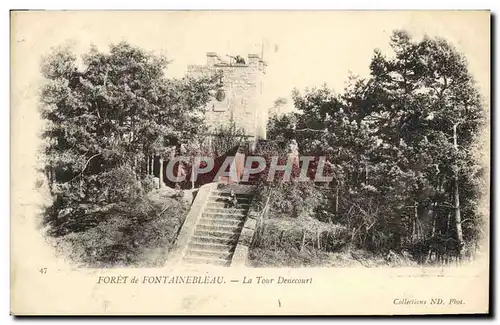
<box><xmin>12</xmin><ymin>10</ymin><xmax>490</xmax><ymax>114</ymax></box>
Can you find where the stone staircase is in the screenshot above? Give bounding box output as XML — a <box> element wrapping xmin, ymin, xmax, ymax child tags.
<box><xmin>181</xmin><ymin>185</ymin><xmax>254</xmax><ymax>266</ymax></box>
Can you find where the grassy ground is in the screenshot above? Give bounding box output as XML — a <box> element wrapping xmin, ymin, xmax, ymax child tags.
<box><xmin>247</xmin><ymin>246</ymin><xmax>417</xmax><ymax>268</ymax></box>
<box><xmin>50</xmin><ymin>187</ymin><xmax>191</xmax><ymax>267</ymax></box>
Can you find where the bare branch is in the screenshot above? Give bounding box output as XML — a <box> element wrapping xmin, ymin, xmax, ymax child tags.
<box><xmin>65</xmin><ymin>153</ymin><xmax>102</xmax><ymax>184</ymax></box>
<box><xmin>294</xmin><ymin>128</ymin><xmax>326</xmax><ymax>133</ymax></box>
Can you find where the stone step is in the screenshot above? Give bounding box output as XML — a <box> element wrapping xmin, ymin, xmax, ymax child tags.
<box><xmin>188</xmin><ymin>242</ymin><xmax>236</xmax><ymax>252</ymax></box>
<box><xmin>211</xmin><ymin>192</ymin><xmax>252</xmax><ymax>199</ymax></box>
<box><xmin>214</xmin><ymin>184</ymin><xmax>256</xmax><ymax>193</ymax></box>
<box><xmin>194</xmin><ymin>229</ymin><xmax>241</xmax><ymax>240</ymax></box>
<box><xmin>185</xmin><ymin>248</ymin><xmax>234</xmax><ymax>260</ymax></box>
<box><xmin>191</xmin><ymin>235</ymin><xmax>239</xmax><ymax>245</ymax></box>
<box><xmin>239</xmin><ymin>181</ymin><xmax>256</xmax><ymax>186</ymax></box>
<box><xmin>205</xmin><ymin>201</ymin><xmax>250</xmax><ymax>209</ymax></box>
<box><xmin>202</xmin><ymin>212</ymin><xmax>247</xmax><ymax>220</ymax></box>
<box><xmin>209</xmin><ymin>195</ymin><xmax>251</xmax><ymax>204</ymax></box>
<box><xmin>198</xmin><ymin>217</ymin><xmax>245</xmax><ymax>227</ymax></box>
<box><xmin>183</xmin><ymin>256</ymin><xmax>231</xmax><ymax>266</ymax></box>
<box><xmin>204</xmin><ymin>207</ymin><xmax>247</xmax><ymax>214</ymax></box>
<box><xmin>195</xmin><ymin>224</ymin><xmax>242</xmax><ymax>233</ymax></box>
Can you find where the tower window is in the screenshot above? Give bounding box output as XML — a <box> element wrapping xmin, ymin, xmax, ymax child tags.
<box><xmin>215</xmin><ymin>89</ymin><xmax>226</xmax><ymax>102</ymax></box>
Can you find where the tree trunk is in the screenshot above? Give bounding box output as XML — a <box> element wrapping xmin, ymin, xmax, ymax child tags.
<box><xmin>446</xmin><ymin>211</ymin><xmax>452</xmax><ymax>233</ymax></box>
<box><xmin>414</xmin><ymin>201</ymin><xmax>418</xmax><ymax>239</ymax></box>
<box><xmin>335</xmin><ymin>184</ymin><xmax>339</xmax><ymax>214</ymax></box>
<box><xmin>133</xmin><ymin>155</ymin><xmax>138</xmax><ymax>179</ymax></box>
<box><xmin>150</xmin><ymin>155</ymin><xmax>154</xmax><ymax>176</ymax></box>
<box><xmin>431</xmin><ymin>205</ymin><xmax>436</xmax><ymax>237</ymax></box>
<box><xmin>365</xmin><ymin>162</ymin><xmax>369</xmax><ymax>184</ymax></box>
<box><xmin>300</xmin><ymin>230</ymin><xmax>306</xmax><ymax>252</ymax></box>
<box><xmin>159</xmin><ymin>157</ymin><xmax>164</xmax><ymax>188</ymax></box>
<box><xmin>191</xmin><ymin>159</ymin><xmax>195</xmax><ymax>189</ymax></box>
<box><xmin>453</xmin><ymin>175</ymin><xmax>464</xmax><ymax>254</ymax></box>
<box><xmin>350</xmin><ymin>227</ymin><xmax>357</xmax><ymax>248</ymax></box>
<box><xmin>452</xmin><ymin>123</ymin><xmax>464</xmax><ymax>258</ymax></box>
<box><xmin>46</xmin><ymin>168</ymin><xmax>54</xmax><ymax>192</ymax></box>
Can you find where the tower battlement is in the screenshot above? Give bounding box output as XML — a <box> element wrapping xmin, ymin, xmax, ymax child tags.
<box><xmin>187</xmin><ymin>52</ymin><xmax>268</xmax><ymax>140</ymax></box>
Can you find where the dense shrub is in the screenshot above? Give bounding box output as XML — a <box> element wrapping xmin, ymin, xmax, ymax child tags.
<box><xmin>51</xmin><ymin>190</ymin><xmax>188</xmax><ymax>267</ymax></box>
<box><xmin>269</xmin><ymin>180</ymin><xmax>325</xmax><ymax>219</ymax></box>
<box><xmin>39</xmin><ymin>42</ymin><xmax>218</xmax><ymax>266</ymax></box>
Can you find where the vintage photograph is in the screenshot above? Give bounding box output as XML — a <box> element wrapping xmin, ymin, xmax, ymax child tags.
<box><xmin>10</xmin><ymin>10</ymin><xmax>490</xmax><ymax>315</ymax></box>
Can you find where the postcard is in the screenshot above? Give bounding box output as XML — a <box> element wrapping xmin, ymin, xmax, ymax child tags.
<box><xmin>10</xmin><ymin>10</ymin><xmax>490</xmax><ymax>315</ymax></box>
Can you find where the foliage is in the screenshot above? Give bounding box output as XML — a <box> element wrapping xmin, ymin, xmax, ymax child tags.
<box><xmin>40</xmin><ymin>42</ymin><xmax>218</xmax><ymax>265</ymax></box>
<box><xmin>252</xmin><ymin>30</ymin><xmax>486</xmax><ymax>265</ymax></box>
<box><xmin>53</xmin><ymin>193</ymin><xmax>188</xmax><ymax>267</ymax></box>
<box><xmin>208</xmin><ymin>121</ymin><xmax>248</xmax><ymax>156</ymax></box>
<box><xmin>267</xmin><ymin>181</ymin><xmax>324</xmax><ymax>219</ymax></box>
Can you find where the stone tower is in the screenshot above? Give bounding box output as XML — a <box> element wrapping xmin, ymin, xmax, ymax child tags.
<box><xmin>187</xmin><ymin>52</ymin><xmax>268</xmax><ymax>140</ymax></box>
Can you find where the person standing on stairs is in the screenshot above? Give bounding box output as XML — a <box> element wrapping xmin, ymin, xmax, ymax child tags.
<box><xmin>227</xmin><ymin>189</ymin><xmax>238</xmax><ymax>209</ymax></box>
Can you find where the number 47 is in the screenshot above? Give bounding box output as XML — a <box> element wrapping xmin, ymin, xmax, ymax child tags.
<box><xmin>39</xmin><ymin>268</ymin><xmax>47</xmax><ymax>274</ymax></box>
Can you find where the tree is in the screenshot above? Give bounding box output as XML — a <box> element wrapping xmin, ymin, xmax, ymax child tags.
<box><xmin>40</xmin><ymin>42</ymin><xmax>219</xmax><ymax>236</ymax></box>
<box><xmin>264</xmin><ymin>30</ymin><xmax>485</xmax><ymax>262</ymax></box>
<box><xmin>367</xmin><ymin>30</ymin><xmax>484</xmax><ymax>259</ymax></box>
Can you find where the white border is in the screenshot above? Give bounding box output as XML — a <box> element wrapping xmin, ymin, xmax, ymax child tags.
<box><xmin>1</xmin><ymin>1</ymin><xmax>499</xmax><ymax>10</ymax></box>
<box><xmin>2</xmin><ymin>1</ymin><xmax>497</xmax><ymax>323</ymax></box>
